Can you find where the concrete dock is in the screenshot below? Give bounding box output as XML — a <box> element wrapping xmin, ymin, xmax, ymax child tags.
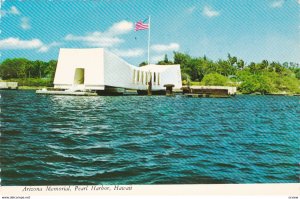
<box><xmin>185</xmin><ymin>93</ymin><xmax>230</xmax><ymax>98</ymax></box>
<box><xmin>0</xmin><ymin>82</ymin><xmax>18</xmax><ymax>90</ymax></box>
<box><xmin>182</xmin><ymin>86</ymin><xmax>237</xmax><ymax>98</ymax></box>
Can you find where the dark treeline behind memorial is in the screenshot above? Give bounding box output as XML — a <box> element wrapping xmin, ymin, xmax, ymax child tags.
<box><xmin>0</xmin><ymin>58</ymin><xmax>57</xmax><ymax>87</ymax></box>
<box><xmin>154</xmin><ymin>53</ymin><xmax>300</xmax><ymax>94</ymax></box>
<box><xmin>0</xmin><ymin>53</ymin><xmax>300</xmax><ymax>94</ymax></box>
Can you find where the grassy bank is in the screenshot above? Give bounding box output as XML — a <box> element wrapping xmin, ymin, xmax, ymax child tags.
<box><xmin>184</xmin><ymin>71</ymin><xmax>300</xmax><ymax>95</ymax></box>
<box><xmin>18</xmin><ymin>86</ymin><xmax>47</xmax><ymax>90</ymax></box>
<box><xmin>2</xmin><ymin>78</ymin><xmax>53</xmax><ymax>87</ymax></box>
<box><xmin>0</xmin><ymin>78</ymin><xmax>53</xmax><ymax>90</ymax></box>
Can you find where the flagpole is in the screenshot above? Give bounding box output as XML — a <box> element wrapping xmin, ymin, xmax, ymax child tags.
<box><xmin>147</xmin><ymin>15</ymin><xmax>151</xmax><ymax>65</ymax></box>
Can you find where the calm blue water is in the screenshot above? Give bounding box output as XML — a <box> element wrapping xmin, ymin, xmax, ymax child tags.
<box><xmin>1</xmin><ymin>90</ymin><xmax>299</xmax><ymax>185</ymax></box>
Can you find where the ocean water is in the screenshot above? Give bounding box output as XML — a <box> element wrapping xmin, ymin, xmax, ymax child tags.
<box><xmin>1</xmin><ymin>90</ymin><xmax>299</xmax><ymax>185</ymax></box>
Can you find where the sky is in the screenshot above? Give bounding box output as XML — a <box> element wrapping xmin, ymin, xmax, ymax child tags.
<box><xmin>0</xmin><ymin>0</ymin><xmax>299</xmax><ymax>66</ymax></box>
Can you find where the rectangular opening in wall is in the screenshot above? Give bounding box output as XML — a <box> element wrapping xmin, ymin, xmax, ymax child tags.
<box><xmin>74</xmin><ymin>68</ymin><xmax>85</xmax><ymax>85</ymax></box>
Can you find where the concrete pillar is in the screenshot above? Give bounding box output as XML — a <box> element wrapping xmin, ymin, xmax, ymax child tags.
<box><xmin>147</xmin><ymin>73</ymin><xmax>152</xmax><ymax>95</ymax></box>
<box><xmin>164</xmin><ymin>84</ymin><xmax>175</xmax><ymax>96</ymax></box>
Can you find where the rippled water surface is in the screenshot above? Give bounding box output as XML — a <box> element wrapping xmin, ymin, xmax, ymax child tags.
<box><xmin>1</xmin><ymin>90</ymin><xmax>299</xmax><ymax>185</ymax></box>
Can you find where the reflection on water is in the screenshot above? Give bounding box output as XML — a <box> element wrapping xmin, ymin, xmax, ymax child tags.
<box><xmin>1</xmin><ymin>90</ymin><xmax>299</xmax><ymax>185</ymax></box>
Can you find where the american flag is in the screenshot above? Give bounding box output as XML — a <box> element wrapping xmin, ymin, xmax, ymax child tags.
<box><xmin>135</xmin><ymin>19</ymin><xmax>149</xmax><ymax>31</ymax></box>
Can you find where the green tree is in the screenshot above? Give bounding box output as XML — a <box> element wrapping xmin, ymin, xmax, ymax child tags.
<box><xmin>45</xmin><ymin>60</ymin><xmax>58</xmax><ymax>80</ymax></box>
<box><xmin>237</xmin><ymin>59</ymin><xmax>245</xmax><ymax>70</ymax></box>
<box><xmin>157</xmin><ymin>54</ymin><xmax>173</xmax><ymax>65</ymax></box>
<box><xmin>139</xmin><ymin>61</ymin><xmax>148</xmax><ymax>67</ymax></box>
<box><xmin>294</xmin><ymin>68</ymin><xmax>300</xmax><ymax>79</ymax></box>
<box><xmin>216</xmin><ymin>59</ymin><xmax>236</xmax><ymax>76</ymax></box>
<box><xmin>0</xmin><ymin>58</ymin><xmax>30</xmax><ymax>79</ymax></box>
<box><xmin>201</xmin><ymin>73</ymin><xmax>230</xmax><ymax>86</ymax></box>
<box><xmin>237</xmin><ymin>71</ymin><xmax>260</xmax><ymax>94</ymax></box>
<box><xmin>227</xmin><ymin>53</ymin><xmax>237</xmax><ymax>66</ymax></box>
<box><xmin>181</xmin><ymin>72</ymin><xmax>191</xmax><ymax>85</ymax></box>
<box><xmin>174</xmin><ymin>52</ymin><xmax>191</xmax><ymax>70</ymax></box>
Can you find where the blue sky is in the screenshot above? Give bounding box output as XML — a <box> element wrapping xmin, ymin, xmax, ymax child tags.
<box><xmin>0</xmin><ymin>0</ymin><xmax>299</xmax><ymax>65</ymax></box>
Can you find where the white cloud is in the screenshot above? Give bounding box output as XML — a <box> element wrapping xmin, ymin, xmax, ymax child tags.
<box><xmin>38</xmin><ymin>42</ymin><xmax>61</xmax><ymax>53</ymax></box>
<box><xmin>1</xmin><ymin>6</ymin><xmax>21</xmax><ymax>16</ymax></box>
<box><xmin>107</xmin><ymin>20</ymin><xmax>133</xmax><ymax>35</ymax></box>
<box><xmin>202</xmin><ymin>6</ymin><xmax>220</xmax><ymax>18</ymax></box>
<box><xmin>0</xmin><ymin>37</ymin><xmax>60</xmax><ymax>53</ymax></box>
<box><xmin>112</xmin><ymin>48</ymin><xmax>144</xmax><ymax>58</ymax></box>
<box><xmin>0</xmin><ymin>37</ymin><xmax>43</xmax><ymax>49</ymax></box>
<box><xmin>298</xmin><ymin>0</ymin><xmax>300</xmax><ymax>4</ymax></box>
<box><xmin>271</xmin><ymin>0</ymin><xmax>285</xmax><ymax>8</ymax></box>
<box><xmin>186</xmin><ymin>6</ymin><xmax>196</xmax><ymax>14</ymax></box>
<box><xmin>65</xmin><ymin>20</ymin><xmax>134</xmax><ymax>47</ymax></box>
<box><xmin>1</xmin><ymin>6</ymin><xmax>20</xmax><ymax>16</ymax></box>
<box><xmin>151</xmin><ymin>43</ymin><xmax>180</xmax><ymax>52</ymax></box>
<box><xmin>10</xmin><ymin>6</ymin><xmax>20</xmax><ymax>15</ymax></box>
<box><xmin>37</xmin><ymin>46</ymin><xmax>49</xmax><ymax>53</ymax></box>
<box><xmin>65</xmin><ymin>33</ymin><xmax>123</xmax><ymax>47</ymax></box>
<box><xmin>1</xmin><ymin>6</ymin><xmax>32</xmax><ymax>32</ymax></box>
<box><xmin>21</xmin><ymin>17</ymin><xmax>31</xmax><ymax>30</ymax></box>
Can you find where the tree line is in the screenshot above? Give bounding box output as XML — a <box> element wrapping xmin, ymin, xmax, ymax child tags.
<box><xmin>0</xmin><ymin>58</ymin><xmax>57</xmax><ymax>86</ymax></box>
<box><xmin>148</xmin><ymin>53</ymin><xmax>300</xmax><ymax>94</ymax></box>
<box><xmin>0</xmin><ymin>54</ymin><xmax>299</xmax><ymax>94</ymax></box>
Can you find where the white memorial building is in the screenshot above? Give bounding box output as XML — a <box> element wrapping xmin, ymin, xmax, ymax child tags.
<box><xmin>53</xmin><ymin>48</ymin><xmax>182</xmax><ymax>93</ymax></box>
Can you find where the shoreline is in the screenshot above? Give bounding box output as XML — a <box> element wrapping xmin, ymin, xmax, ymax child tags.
<box><xmin>4</xmin><ymin>86</ymin><xmax>299</xmax><ymax>96</ymax></box>
<box><xmin>19</xmin><ymin>86</ymin><xmax>49</xmax><ymax>90</ymax></box>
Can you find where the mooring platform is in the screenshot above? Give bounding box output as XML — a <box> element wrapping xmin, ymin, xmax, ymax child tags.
<box><xmin>0</xmin><ymin>82</ymin><xmax>18</xmax><ymax>90</ymax></box>
<box><xmin>184</xmin><ymin>93</ymin><xmax>230</xmax><ymax>98</ymax></box>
